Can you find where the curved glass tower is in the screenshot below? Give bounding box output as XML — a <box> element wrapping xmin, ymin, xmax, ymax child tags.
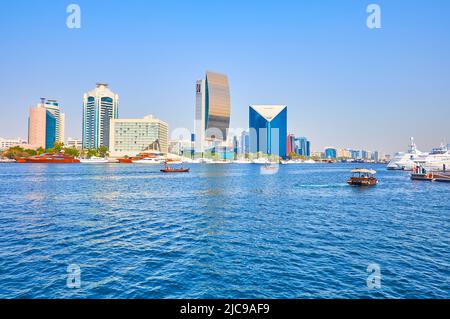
<box><xmin>82</xmin><ymin>83</ymin><xmax>119</xmax><ymax>149</ymax></box>
<box><xmin>195</xmin><ymin>71</ymin><xmax>231</xmax><ymax>153</ymax></box>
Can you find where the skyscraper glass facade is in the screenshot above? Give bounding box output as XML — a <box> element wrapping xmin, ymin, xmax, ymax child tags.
<box><xmin>83</xmin><ymin>83</ymin><xmax>119</xmax><ymax>149</ymax></box>
<box><xmin>295</xmin><ymin>137</ymin><xmax>311</xmax><ymax>157</ymax></box>
<box><xmin>249</xmin><ymin>105</ymin><xmax>287</xmax><ymax>159</ymax></box>
<box><xmin>325</xmin><ymin>147</ymin><xmax>337</xmax><ymax>159</ymax></box>
<box><xmin>45</xmin><ymin>112</ymin><xmax>56</xmax><ymax>149</ymax></box>
<box><xmin>195</xmin><ymin>71</ymin><xmax>231</xmax><ymax>153</ymax></box>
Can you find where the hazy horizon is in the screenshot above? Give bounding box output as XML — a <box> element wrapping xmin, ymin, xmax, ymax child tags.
<box><xmin>1</xmin><ymin>0</ymin><xmax>449</xmax><ymax>154</ymax></box>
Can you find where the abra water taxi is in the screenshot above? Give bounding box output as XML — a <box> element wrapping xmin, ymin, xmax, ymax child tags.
<box><xmin>160</xmin><ymin>162</ymin><xmax>189</xmax><ymax>173</ymax></box>
<box><xmin>347</xmin><ymin>169</ymin><xmax>378</xmax><ymax>186</ymax></box>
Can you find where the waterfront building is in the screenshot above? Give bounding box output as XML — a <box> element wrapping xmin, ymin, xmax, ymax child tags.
<box><xmin>194</xmin><ymin>71</ymin><xmax>231</xmax><ymax>153</ymax></box>
<box><xmin>0</xmin><ymin>137</ymin><xmax>28</xmax><ymax>150</ymax></box>
<box><xmin>324</xmin><ymin>147</ymin><xmax>337</xmax><ymax>159</ymax></box>
<box><xmin>286</xmin><ymin>134</ymin><xmax>296</xmax><ymax>155</ymax></box>
<box><xmin>337</xmin><ymin>149</ymin><xmax>352</xmax><ymax>159</ymax></box>
<box><xmin>349</xmin><ymin>149</ymin><xmax>361</xmax><ymax>159</ymax></box>
<box><xmin>43</xmin><ymin>99</ymin><xmax>65</xmax><ymax>143</ymax></box>
<box><xmin>169</xmin><ymin>139</ymin><xmax>194</xmax><ymax>157</ymax></box>
<box><xmin>28</xmin><ymin>102</ymin><xmax>57</xmax><ymax>149</ymax></box>
<box><xmin>109</xmin><ymin>115</ymin><xmax>168</xmax><ymax>157</ymax></box>
<box><xmin>233</xmin><ymin>136</ymin><xmax>239</xmax><ymax>157</ymax></box>
<box><xmin>295</xmin><ymin>137</ymin><xmax>311</xmax><ymax>157</ymax></box>
<box><xmin>82</xmin><ymin>83</ymin><xmax>119</xmax><ymax>149</ymax></box>
<box><xmin>66</xmin><ymin>137</ymin><xmax>83</xmax><ymax>149</ymax></box>
<box><xmin>239</xmin><ymin>131</ymin><xmax>250</xmax><ymax>155</ymax></box>
<box><xmin>249</xmin><ymin>105</ymin><xmax>287</xmax><ymax>159</ymax></box>
<box><xmin>311</xmin><ymin>151</ymin><xmax>324</xmax><ymax>159</ymax></box>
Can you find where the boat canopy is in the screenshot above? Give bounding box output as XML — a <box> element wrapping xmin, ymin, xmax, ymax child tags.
<box><xmin>351</xmin><ymin>169</ymin><xmax>377</xmax><ymax>174</ymax></box>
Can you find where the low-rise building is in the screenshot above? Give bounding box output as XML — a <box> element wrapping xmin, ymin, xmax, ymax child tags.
<box><xmin>66</xmin><ymin>137</ymin><xmax>83</xmax><ymax>149</ymax></box>
<box><xmin>0</xmin><ymin>137</ymin><xmax>29</xmax><ymax>150</ymax></box>
<box><xmin>109</xmin><ymin>115</ymin><xmax>168</xmax><ymax>157</ymax></box>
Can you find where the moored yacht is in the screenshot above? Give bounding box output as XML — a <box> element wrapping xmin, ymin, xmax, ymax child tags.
<box><xmin>80</xmin><ymin>156</ymin><xmax>109</xmax><ymax>164</ymax></box>
<box><xmin>252</xmin><ymin>158</ymin><xmax>270</xmax><ymax>164</ymax></box>
<box><xmin>387</xmin><ymin>137</ymin><xmax>426</xmax><ymax>171</ymax></box>
<box><xmin>133</xmin><ymin>157</ymin><xmax>163</xmax><ymax>164</ymax></box>
<box><xmin>233</xmin><ymin>159</ymin><xmax>252</xmax><ymax>164</ymax></box>
<box><xmin>0</xmin><ymin>158</ymin><xmax>16</xmax><ymax>163</ymax></box>
<box><xmin>413</xmin><ymin>144</ymin><xmax>450</xmax><ymax>172</ymax></box>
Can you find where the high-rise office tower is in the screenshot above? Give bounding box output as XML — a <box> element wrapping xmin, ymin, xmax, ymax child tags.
<box><xmin>249</xmin><ymin>105</ymin><xmax>287</xmax><ymax>159</ymax></box>
<box><xmin>295</xmin><ymin>137</ymin><xmax>311</xmax><ymax>157</ymax></box>
<box><xmin>286</xmin><ymin>134</ymin><xmax>296</xmax><ymax>155</ymax></box>
<box><xmin>28</xmin><ymin>100</ymin><xmax>57</xmax><ymax>150</ymax></box>
<box><xmin>194</xmin><ymin>71</ymin><xmax>231</xmax><ymax>153</ymax></box>
<box><xmin>43</xmin><ymin>99</ymin><xmax>65</xmax><ymax>143</ymax></box>
<box><xmin>82</xmin><ymin>83</ymin><xmax>119</xmax><ymax>149</ymax></box>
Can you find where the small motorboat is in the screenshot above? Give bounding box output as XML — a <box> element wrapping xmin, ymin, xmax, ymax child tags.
<box><xmin>347</xmin><ymin>169</ymin><xmax>378</xmax><ymax>186</ymax></box>
<box><xmin>160</xmin><ymin>162</ymin><xmax>190</xmax><ymax>173</ymax></box>
<box><xmin>260</xmin><ymin>163</ymin><xmax>279</xmax><ymax>175</ymax></box>
<box><xmin>411</xmin><ymin>165</ymin><xmax>434</xmax><ymax>181</ymax></box>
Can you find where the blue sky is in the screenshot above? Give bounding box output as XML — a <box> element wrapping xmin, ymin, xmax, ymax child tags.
<box><xmin>0</xmin><ymin>0</ymin><xmax>449</xmax><ymax>154</ymax></box>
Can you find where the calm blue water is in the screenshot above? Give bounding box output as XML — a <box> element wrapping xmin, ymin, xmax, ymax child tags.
<box><xmin>0</xmin><ymin>163</ymin><xmax>448</xmax><ymax>299</ymax></box>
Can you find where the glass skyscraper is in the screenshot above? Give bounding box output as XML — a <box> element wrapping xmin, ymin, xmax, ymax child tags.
<box><xmin>195</xmin><ymin>71</ymin><xmax>231</xmax><ymax>153</ymax></box>
<box><xmin>325</xmin><ymin>147</ymin><xmax>337</xmax><ymax>159</ymax></box>
<box><xmin>43</xmin><ymin>99</ymin><xmax>65</xmax><ymax>143</ymax></box>
<box><xmin>82</xmin><ymin>83</ymin><xmax>119</xmax><ymax>149</ymax></box>
<box><xmin>295</xmin><ymin>137</ymin><xmax>311</xmax><ymax>157</ymax></box>
<box><xmin>249</xmin><ymin>105</ymin><xmax>287</xmax><ymax>159</ymax></box>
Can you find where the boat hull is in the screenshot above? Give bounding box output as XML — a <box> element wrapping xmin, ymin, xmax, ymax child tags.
<box><xmin>347</xmin><ymin>177</ymin><xmax>378</xmax><ymax>186</ymax></box>
<box><xmin>160</xmin><ymin>168</ymin><xmax>190</xmax><ymax>173</ymax></box>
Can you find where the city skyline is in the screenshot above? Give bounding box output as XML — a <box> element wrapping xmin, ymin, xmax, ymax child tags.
<box><xmin>1</xmin><ymin>1</ymin><xmax>450</xmax><ymax>154</ymax></box>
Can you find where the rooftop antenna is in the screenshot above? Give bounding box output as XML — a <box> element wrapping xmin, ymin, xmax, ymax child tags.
<box><xmin>40</xmin><ymin>97</ymin><xmax>46</xmax><ymax>105</ymax></box>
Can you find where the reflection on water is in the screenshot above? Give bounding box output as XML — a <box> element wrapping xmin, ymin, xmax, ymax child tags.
<box><xmin>0</xmin><ymin>163</ymin><xmax>449</xmax><ymax>298</ymax></box>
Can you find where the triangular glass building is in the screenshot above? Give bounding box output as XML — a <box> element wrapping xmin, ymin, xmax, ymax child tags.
<box><xmin>249</xmin><ymin>105</ymin><xmax>287</xmax><ymax>159</ymax></box>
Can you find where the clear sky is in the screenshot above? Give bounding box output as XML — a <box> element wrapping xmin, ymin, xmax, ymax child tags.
<box><xmin>0</xmin><ymin>0</ymin><xmax>449</xmax><ymax>154</ymax></box>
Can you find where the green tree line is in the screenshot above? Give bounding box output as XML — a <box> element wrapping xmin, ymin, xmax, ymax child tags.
<box><xmin>1</xmin><ymin>142</ymin><xmax>109</xmax><ymax>159</ymax></box>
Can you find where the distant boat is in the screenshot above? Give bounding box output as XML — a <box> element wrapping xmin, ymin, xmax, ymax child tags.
<box><xmin>233</xmin><ymin>159</ymin><xmax>252</xmax><ymax>164</ymax></box>
<box><xmin>160</xmin><ymin>162</ymin><xmax>189</xmax><ymax>173</ymax></box>
<box><xmin>252</xmin><ymin>158</ymin><xmax>270</xmax><ymax>164</ymax></box>
<box><xmin>133</xmin><ymin>157</ymin><xmax>163</xmax><ymax>164</ymax></box>
<box><xmin>16</xmin><ymin>153</ymin><xmax>80</xmax><ymax>164</ymax></box>
<box><xmin>303</xmin><ymin>159</ymin><xmax>316</xmax><ymax>164</ymax></box>
<box><xmin>160</xmin><ymin>167</ymin><xmax>190</xmax><ymax>173</ymax></box>
<box><xmin>0</xmin><ymin>158</ymin><xmax>16</xmax><ymax>163</ymax></box>
<box><xmin>280</xmin><ymin>160</ymin><xmax>303</xmax><ymax>164</ymax></box>
<box><xmin>387</xmin><ymin>137</ymin><xmax>426</xmax><ymax>170</ymax></box>
<box><xmin>260</xmin><ymin>163</ymin><xmax>279</xmax><ymax>175</ymax></box>
<box><xmin>117</xmin><ymin>158</ymin><xmax>133</xmax><ymax>164</ymax></box>
<box><xmin>413</xmin><ymin>144</ymin><xmax>450</xmax><ymax>172</ymax></box>
<box><xmin>80</xmin><ymin>156</ymin><xmax>109</xmax><ymax>164</ymax></box>
<box><xmin>347</xmin><ymin>169</ymin><xmax>378</xmax><ymax>186</ymax></box>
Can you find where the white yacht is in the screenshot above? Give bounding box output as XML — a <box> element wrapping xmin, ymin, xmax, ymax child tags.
<box><xmin>80</xmin><ymin>156</ymin><xmax>109</xmax><ymax>164</ymax></box>
<box><xmin>414</xmin><ymin>144</ymin><xmax>450</xmax><ymax>172</ymax></box>
<box><xmin>133</xmin><ymin>157</ymin><xmax>163</xmax><ymax>164</ymax></box>
<box><xmin>280</xmin><ymin>160</ymin><xmax>303</xmax><ymax>164</ymax></box>
<box><xmin>304</xmin><ymin>159</ymin><xmax>316</xmax><ymax>164</ymax></box>
<box><xmin>0</xmin><ymin>158</ymin><xmax>16</xmax><ymax>163</ymax></box>
<box><xmin>387</xmin><ymin>138</ymin><xmax>426</xmax><ymax>171</ymax></box>
<box><xmin>252</xmin><ymin>158</ymin><xmax>270</xmax><ymax>164</ymax></box>
<box><xmin>233</xmin><ymin>159</ymin><xmax>252</xmax><ymax>164</ymax></box>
